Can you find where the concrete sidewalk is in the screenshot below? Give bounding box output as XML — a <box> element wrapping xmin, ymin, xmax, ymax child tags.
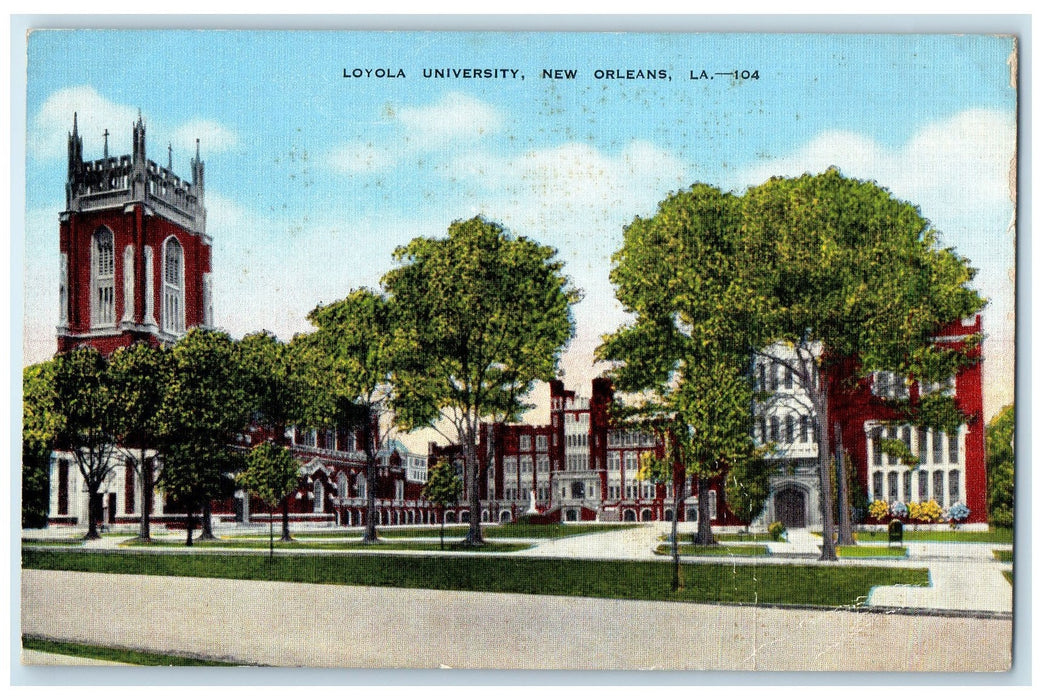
<box><xmin>20</xmin><ymin>570</ymin><xmax>1012</xmax><ymax>670</ymax></box>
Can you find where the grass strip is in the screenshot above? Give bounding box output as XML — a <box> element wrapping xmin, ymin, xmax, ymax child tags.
<box><xmin>654</xmin><ymin>544</ymin><xmax>770</xmax><ymax>557</ymax></box>
<box><xmin>278</xmin><ymin>523</ymin><xmax>639</xmax><ymax>540</ymax></box>
<box><xmin>1002</xmin><ymin>570</ymin><xmax>1013</xmax><ymax>585</ymax></box>
<box><xmin>993</xmin><ymin>549</ymin><xmax>1013</xmax><ymax>563</ymax></box>
<box><xmin>23</xmin><ymin>549</ymin><xmax>928</xmax><ymax>608</ymax></box>
<box><xmin>837</xmin><ymin>545</ymin><xmax>908</xmax><ymax>558</ymax></box>
<box><xmin>21</xmin><ymin>539</ymin><xmax>85</xmax><ymax>547</ymax></box>
<box><xmin>22</xmin><ymin>635</ymin><xmax>238</xmax><ymax>666</ymax></box>
<box><xmin>120</xmin><ymin>538</ymin><xmax>529</xmax><ymax>552</ymax></box>
<box><xmin>850</xmin><ymin>528</ymin><xmax>1013</xmax><ymax>544</ymax></box>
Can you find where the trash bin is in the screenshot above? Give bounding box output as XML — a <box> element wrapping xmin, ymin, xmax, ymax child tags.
<box><xmin>888</xmin><ymin>519</ymin><xmax>904</xmax><ymax>547</ymax></box>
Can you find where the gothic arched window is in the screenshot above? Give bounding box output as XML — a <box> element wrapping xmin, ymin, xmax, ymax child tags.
<box><xmin>162</xmin><ymin>237</ymin><xmax>185</xmax><ymax>334</ymax></box>
<box><xmin>91</xmin><ymin>228</ymin><xmax>115</xmax><ymax>327</ymax></box>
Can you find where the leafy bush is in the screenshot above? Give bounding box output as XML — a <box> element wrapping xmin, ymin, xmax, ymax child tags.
<box><xmin>908</xmin><ymin>500</ymin><xmax>943</xmax><ymax>523</ymax></box>
<box><xmin>946</xmin><ymin>502</ymin><xmax>971</xmax><ymax>525</ymax></box>
<box><xmin>868</xmin><ymin>500</ymin><xmax>890</xmax><ymax>520</ymax></box>
<box><xmin>768</xmin><ymin>521</ymin><xmax>786</xmax><ymax>541</ymax></box>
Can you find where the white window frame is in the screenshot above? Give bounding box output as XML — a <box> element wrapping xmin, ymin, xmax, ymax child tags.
<box><xmin>162</xmin><ymin>236</ymin><xmax>186</xmax><ymax>335</ymax></box>
<box><xmin>91</xmin><ymin>228</ymin><xmax>116</xmax><ymax>327</ymax></box>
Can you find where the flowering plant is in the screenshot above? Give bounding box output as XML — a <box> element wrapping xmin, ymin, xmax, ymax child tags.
<box><xmin>908</xmin><ymin>500</ymin><xmax>943</xmax><ymax>523</ymax></box>
<box><xmin>889</xmin><ymin>501</ymin><xmax>909</xmax><ymax>518</ymax></box>
<box><xmin>946</xmin><ymin>502</ymin><xmax>971</xmax><ymax>524</ymax></box>
<box><xmin>868</xmin><ymin>500</ymin><xmax>890</xmax><ymax>520</ymax></box>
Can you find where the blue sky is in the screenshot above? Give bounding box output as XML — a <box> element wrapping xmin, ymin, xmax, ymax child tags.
<box><xmin>23</xmin><ymin>30</ymin><xmax>1017</xmax><ymax>437</ymax></box>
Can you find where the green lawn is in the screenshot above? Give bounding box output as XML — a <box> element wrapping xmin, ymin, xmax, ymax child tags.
<box><xmin>993</xmin><ymin>549</ymin><xmax>1013</xmax><ymax>563</ymax></box>
<box><xmin>21</xmin><ymin>538</ymin><xmax>84</xmax><ymax>547</ymax></box>
<box><xmin>654</xmin><ymin>544</ymin><xmax>770</xmax><ymax>557</ymax></box>
<box><xmin>23</xmin><ymin>549</ymin><xmax>929</xmax><ymax>608</ymax></box>
<box><xmin>120</xmin><ymin>538</ymin><xmax>529</xmax><ymax>553</ymax></box>
<box><xmin>850</xmin><ymin>528</ymin><xmax>1013</xmax><ymax>544</ymax></box>
<box><xmin>715</xmin><ymin>532</ymin><xmax>775</xmax><ymax>543</ymax></box>
<box><xmin>22</xmin><ymin>635</ymin><xmax>238</xmax><ymax>666</ymax></box>
<box><xmin>837</xmin><ymin>545</ymin><xmax>908</xmax><ymax>558</ymax></box>
<box><xmin>283</xmin><ymin>523</ymin><xmax>639</xmax><ymax>540</ymax></box>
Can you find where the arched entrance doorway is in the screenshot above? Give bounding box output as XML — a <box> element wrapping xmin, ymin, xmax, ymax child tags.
<box><xmin>774</xmin><ymin>487</ymin><xmax>806</xmax><ymax>529</ymax></box>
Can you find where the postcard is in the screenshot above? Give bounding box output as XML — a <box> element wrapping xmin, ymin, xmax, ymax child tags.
<box><xmin>18</xmin><ymin>27</ymin><xmax>1017</xmax><ymax>673</ymax></box>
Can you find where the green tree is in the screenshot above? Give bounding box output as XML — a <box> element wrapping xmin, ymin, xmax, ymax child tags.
<box><xmin>237</xmin><ymin>441</ymin><xmax>301</xmax><ymax>559</ymax></box>
<box><xmin>295</xmin><ymin>289</ymin><xmax>397</xmax><ymax>544</ymax></box>
<box><xmin>599</xmin><ymin>185</ymin><xmax>767</xmax><ymax>558</ymax></box>
<box><xmin>422</xmin><ymin>459</ymin><xmax>463</xmax><ymax>549</ymax></box>
<box><xmin>740</xmin><ymin>170</ymin><xmax>985</xmax><ymax>559</ymax></box>
<box><xmin>108</xmin><ymin>342</ymin><xmax>170</xmax><ymax>542</ymax></box>
<box><xmin>986</xmin><ymin>404</ymin><xmax>1014</xmax><ymax>528</ymax></box>
<box><xmin>49</xmin><ymin>348</ymin><xmax>117</xmax><ymax>539</ymax></box>
<box><xmin>239</xmin><ymin>330</ymin><xmax>310</xmax><ymax>541</ymax></box>
<box><xmin>22</xmin><ymin>361</ymin><xmax>61</xmax><ymax>528</ymax></box>
<box><xmin>158</xmin><ymin>329</ymin><xmax>251</xmax><ymax>542</ymax></box>
<box><xmin>385</xmin><ymin>217</ymin><xmax>579</xmax><ymax>545</ymax></box>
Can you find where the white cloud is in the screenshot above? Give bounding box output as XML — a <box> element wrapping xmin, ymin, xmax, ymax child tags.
<box><xmin>323</xmin><ymin>92</ymin><xmax>503</xmax><ymax>175</ymax></box>
<box><xmin>171</xmin><ymin>119</ymin><xmax>238</xmax><ymax>155</ymax></box>
<box><xmin>734</xmin><ymin>109</ymin><xmax>1016</xmax><ymax>218</ymax></box>
<box><xmin>29</xmin><ymin>86</ymin><xmax>139</xmax><ymax>161</ymax></box>
<box><xmin>29</xmin><ymin>86</ymin><xmax>239</xmax><ymax>164</ymax></box>
<box><xmin>395</xmin><ymin>91</ymin><xmax>503</xmax><ymax>145</ymax></box>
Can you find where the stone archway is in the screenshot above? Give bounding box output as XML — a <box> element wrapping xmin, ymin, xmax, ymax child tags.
<box><xmin>774</xmin><ymin>486</ymin><xmax>807</xmax><ymax>529</ymax></box>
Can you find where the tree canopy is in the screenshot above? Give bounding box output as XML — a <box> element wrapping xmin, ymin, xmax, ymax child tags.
<box><xmin>384</xmin><ymin>216</ymin><xmax>579</xmax><ymax>544</ymax></box>
<box><xmin>986</xmin><ymin>404</ymin><xmax>1014</xmax><ymax>529</ymax></box>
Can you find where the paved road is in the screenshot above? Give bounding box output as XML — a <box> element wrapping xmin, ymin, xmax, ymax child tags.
<box><xmin>21</xmin><ymin>570</ymin><xmax>1011</xmax><ymax>671</ymax></box>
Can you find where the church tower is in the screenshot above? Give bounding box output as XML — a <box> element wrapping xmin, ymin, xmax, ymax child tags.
<box><xmin>57</xmin><ymin>112</ymin><xmax>213</xmax><ymax>355</ymax></box>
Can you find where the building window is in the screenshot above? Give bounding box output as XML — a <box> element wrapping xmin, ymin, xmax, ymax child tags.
<box><xmin>520</xmin><ymin>456</ymin><xmax>532</xmax><ymax>473</ymax></box>
<box><xmin>783</xmin><ymin>365</ymin><xmax>793</xmax><ymax>390</ymax></box>
<box><xmin>769</xmin><ymin>416</ymin><xmax>779</xmax><ymax>442</ymax></box>
<box><xmin>536</xmin><ymin>435</ymin><xmax>548</xmax><ymax>451</ymax></box>
<box><xmin>902</xmin><ymin>470</ymin><xmax>912</xmax><ymax>504</ymax></box>
<box><xmin>948</xmin><ymin>432</ymin><xmax>960</xmax><ymax>464</ymax></box>
<box><xmin>886</xmin><ymin>427</ymin><xmax>898</xmax><ymax>466</ymax></box>
<box><xmin>537</xmin><ymin>457</ymin><xmax>549</xmax><ymax>473</ymax></box>
<box><xmin>932</xmin><ymin>430</ymin><xmax>944</xmax><ymax>464</ymax></box>
<box><xmin>337</xmin><ymin>473</ymin><xmax>348</xmax><ymax>499</ymax></box>
<box><xmin>784</xmin><ymin>415</ymin><xmax>795</xmax><ymax>444</ymax></box>
<box><xmin>933</xmin><ymin>470</ymin><xmax>945</xmax><ymax>506</ymax></box>
<box><xmin>872</xmin><ymin>471</ymin><xmax>883</xmax><ymax>501</ymax></box>
<box><xmin>57</xmin><ymin>459</ymin><xmax>70</xmax><ymax>515</ymax></box>
<box><xmin>92</xmin><ymin>228</ymin><xmax>115</xmax><ymax>327</ymax></box>
<box><xmin>918</xmin><ymin>470</ymin><xmax>928</xmax><ymax>502</ymax></box>
<box><xmin>887</xmin><ymin>472</ymin><xmax>898</xmax><ymax>503</ymax></box>
<box><xmin>162</xmin><ymin>237</ymin><xmax>185</xmax><ymax>334</ymax></box>
<box><xmin>519</xmin><ymin>435</ymin><xmax>531</xmax><ymax>451</ymax></box>
<box><xmin>948</xmin><ymin>469</ymin><xmax>960</xmax><ymax>504</ymax></box>
<box><xmin>800</xmin><ymin>415</ymin><xmax>810</xmax><ymax>443</ymax></box>
<box><xmin>314</xmin><ymin>480</ymin><xmax>325</xmax><ymax>513</ymax></box>
<box><xmin>917</xmin><ymin>428</ymin><xmax>928</xmax><ymax>464</ymax></box>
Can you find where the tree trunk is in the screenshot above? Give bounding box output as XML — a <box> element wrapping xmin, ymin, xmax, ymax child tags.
<box><xmin>816</xmin><ymin>386</ymin><xmax>838</xmax><ymax>561</ymax></box>
<box><xmin>138</xmin><ymin>453</ymin><xmax>152</xmax><ymax>542</ymax></box>
<box><xmin>185</xmin><ymin>508</ymin><xmax>194</xmax><ymax>547</ymax></box>
<box><xmin>280</xmin><ymin>497</ymin><xmax>292</xmax><ymax>542</ymax></box>
<box><xmin>199</xmin><ymin>500</ymin><xmax>216</xmax><ymax>541</ymax></box>
<box><xmin>361</xmin><ymin>414</ymin><xmax>379</xmax><ymax>544</ymax></box>
<box><xmin>694</xmin><ymin>475</ymin><xmax>717</xmax><ymax>546</ymax></box>
<box><xmin>464</xmin><ymin>422</ymin><xmax>484</xmax><ymax>545</ymax></box>
<box><xmin>84</xmin><ymin>490</ymin><xmax>101</xmax><ymax>540</ymax></box>
<box><xmin>440</xmin><ymin>507</ymin><xmax>446</xmax><ymax>550</ymax></box>
<box><xmin>835</xmin><ymin>423</ymin><xmax>855</xmax><ymax>546</ymax></box>
<box><xmin>672</xmin><ymin>480</ymin><xmax>687</xmax><ymax>592</ymax></box>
